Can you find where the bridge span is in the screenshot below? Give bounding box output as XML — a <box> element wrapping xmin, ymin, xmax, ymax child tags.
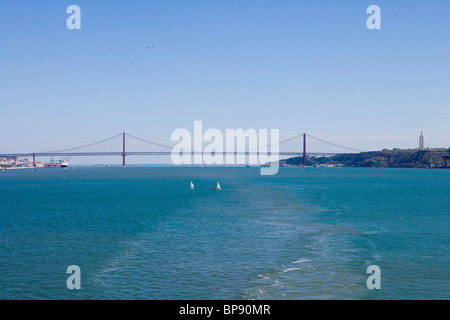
<box><xmin>0</xmin><ymin>132</ymin><xmax>362</xmax><ymax>167</ymax></box>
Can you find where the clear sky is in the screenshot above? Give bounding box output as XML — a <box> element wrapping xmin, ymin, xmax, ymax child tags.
<box><xmin>1</xmin><ymin>0</ymin><xmax>449</xmax><ymax>157</ymax></box>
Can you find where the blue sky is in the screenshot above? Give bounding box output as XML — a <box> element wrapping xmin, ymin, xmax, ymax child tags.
<box><xmin>1</xmin><ymin>0</ymin><xmax>449</xmax><ymax>157</ymax></box>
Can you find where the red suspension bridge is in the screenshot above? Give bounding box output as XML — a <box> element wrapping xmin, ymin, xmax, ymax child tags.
<box><xmin>0</xmin><ymin>132</ymin><xmax>364</xmax><ymax>167</ymax></box>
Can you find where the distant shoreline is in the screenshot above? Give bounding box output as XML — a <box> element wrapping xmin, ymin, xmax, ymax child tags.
<box><xmin>2</xmin><ymin>148</ymin><xmax>450</xmax><ymax>170</ymax></box>
<box><xmin>285</xmin><ymin>148</ymin><xmax>450</xmax><ymax>169</ymax></box>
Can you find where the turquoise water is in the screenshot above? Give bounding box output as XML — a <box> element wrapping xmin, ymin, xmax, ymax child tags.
<box><xmin>0</xmin><ymin>166</ymin><xmax>449</xmax><ymax>299</ymax></box>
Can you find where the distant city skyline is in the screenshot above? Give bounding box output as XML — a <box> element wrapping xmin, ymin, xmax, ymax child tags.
<box><xmin>1</xmin><ymin>0</ymin><xmax>449</xmax><ymax>161</ymax></box>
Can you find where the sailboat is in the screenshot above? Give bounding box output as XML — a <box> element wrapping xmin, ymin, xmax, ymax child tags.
<box><xmin>190</xmin><ymin>181</ymin><xmax>194</xmax><ymax>190</ymax></box>
<box><xmin>211</xmin><ymin>182</ymin><xmax>221</xmax><ymax>190</ymax></box>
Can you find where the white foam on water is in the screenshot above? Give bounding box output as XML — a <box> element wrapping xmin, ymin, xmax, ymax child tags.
<box><xmin>282</xmin><ymin>267</ymin><xmax>303</xmax><ymax>273</ymax></box>
<box><xmin>292</xmin><ymin>258</ymin><xmax>311</xmax><ymax>264</ymax></box>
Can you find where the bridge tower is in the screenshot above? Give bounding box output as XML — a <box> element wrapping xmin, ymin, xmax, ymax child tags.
<box><xmin>303</xmin><ymin>133</ymin><xmax>306</xmax><ymax>167</ymax></box>
<box><xmin>122</xmin><ymin>132</ymin><xmax>126</xmax><ymax>168</ymax></box>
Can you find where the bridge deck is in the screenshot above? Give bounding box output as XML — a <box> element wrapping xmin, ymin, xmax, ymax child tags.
<box><xmin>0</xmin><ymin>151</ymin><xmax>344</xmax><ymax>158</ymax></box>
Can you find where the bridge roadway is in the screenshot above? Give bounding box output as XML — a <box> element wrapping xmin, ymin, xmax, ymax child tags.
<box><xmin>0</xmin><ymin>151</ymin><xmax>343</xmax><ymax>158</ymax></box>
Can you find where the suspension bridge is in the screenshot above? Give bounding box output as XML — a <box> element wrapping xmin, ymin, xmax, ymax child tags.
<box><xmin>0</xmin><ymin>132</ymin><xmax>364</xmax><ymax>167</ymax></box>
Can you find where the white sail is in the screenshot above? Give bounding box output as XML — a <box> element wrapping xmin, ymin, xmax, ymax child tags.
<box><xmin>216</xmin><ymin>182</ymin><xmax>221</xmax><ymax>190</ymax></box>
<box><xmin>190</xmin><ymin>181</ymin><xmax>194</xmax><ymax>190</ymax></box>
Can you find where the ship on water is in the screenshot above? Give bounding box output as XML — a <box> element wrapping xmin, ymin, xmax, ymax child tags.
<box><xmin>45</xmin><ymin>157</ymin><xmax>69</xmax><ymax>168</ymax></box>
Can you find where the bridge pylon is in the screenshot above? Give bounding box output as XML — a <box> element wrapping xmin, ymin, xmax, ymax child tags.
<box><xmin>122</xmin><ymin>132</ymin><xmax>126</xmax><ymax>168</ymax></box>
<box><xmin>303</xmin><ymin>133</ymin><xmax>306</xmax><ymax>167</ymax></box>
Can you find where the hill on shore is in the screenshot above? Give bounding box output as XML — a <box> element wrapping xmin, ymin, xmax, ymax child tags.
<box><xmin>284</xmin><ymin>148</ymin><xmax>450</xmax><ymax>168</ymax></box>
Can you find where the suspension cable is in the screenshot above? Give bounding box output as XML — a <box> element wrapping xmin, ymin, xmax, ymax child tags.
<box><xmin>44</xmin><ymin>133</ymin><xmax>123</xmax><ymax>153</ymax></box>
<box><xmin>125</xmin><ymin>133</ymin><xmax>175</xmax><ymax>150</ymax></box>
<box><xmin>41</xmin><ymin>132</ymin><xmax>365</xmax><ymax>155</ymax></box>
<box><xmin>306</xmin><ymin>134</ymin><xmax>365</xmax><ymax>152</ymax></box>
<box><xmin>243</xmin><ymin>133</ymin><xmax>304</xmax><ymax>152</ymax></box>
